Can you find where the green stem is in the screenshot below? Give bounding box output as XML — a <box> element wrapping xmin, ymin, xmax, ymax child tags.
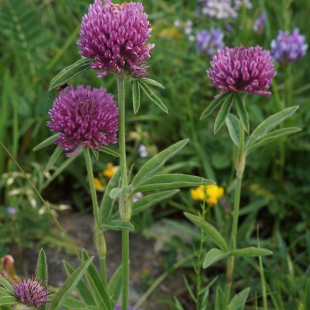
<box><xmin>122</xmin><ymin>230</ymin><xmax>130</xmax><ymax>310</ymax></box>
<box><xmin>84</xmin><ymin>148</ymin><xmax>101</xmax><ymax>230</ymax></box>
<box><xmin>224</xmin><ymin>120</ymin><xmax>246</xmax><ymax>306</ymax></box>
<box><xmin>196</xmin><ymin>203</ymin><xmax>207</xmax><ymax>310</ymax></box>
<box><xmin>116</xmin><ymin>76</ymin><xmax>131</xmax><ymax>310</ymax></box>
<box><xmin>100</xmin><ymin>257</ymin><xmax>107</xmax><ymax>288</ymax></box>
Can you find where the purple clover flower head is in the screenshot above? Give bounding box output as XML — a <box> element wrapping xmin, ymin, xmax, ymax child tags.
<box><xmin>207</xmin><ymin>46</ymin><xmax>277</xmax><ymax>97</ymax></box>
<box><xmin>253</xmin><ymin>12</ymin><xmax>265</xmax><ymax>33</ymax></box>
<box><xmin>14</xmin><ymin>276</ymin><xmax>49</xmax><ymax>307</ymax></box>
<box><xmin>196</xmin><ymin>27</ymin><xmax>225</xmax><ymax>57</ymax></box>
<box><xmin>47</xmin><ymin>85</ymin><xmax>118</xmax><ymax>157</ymax></box>
<box><xmin>77</xmin><ymin>0</ymin><xmax>155</xmax><ymax>79</ymax></box>
<box><xmin>271</xmin><ymin>28</ymin><xmax>308</xmax><ymax>64</ymax></box>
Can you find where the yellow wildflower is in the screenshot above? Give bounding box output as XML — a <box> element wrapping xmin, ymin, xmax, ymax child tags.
<box><xmin>94</xmin><ymin>177</ymin><xmax>104</xmax><ymax>191</ymax></box>
<box><xmin>190</xmin><ymin>185</ymin><xmax>224</xmax><ymax>206</ymax></box>
<box><xmin>103</xmin><ymin>162</ymin><xmax>119</xmax><ymax>178</ymax></box>
<box><xmin>159</xmin><ymin>26</ymin><xmax>182</xmax><ymax>39</ymax></box>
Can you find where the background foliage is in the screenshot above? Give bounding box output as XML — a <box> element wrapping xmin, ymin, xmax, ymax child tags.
<box><xmin>0</xmin><ymin>0</ymin><xmax>310</xmax><ymax>308</ymax></box>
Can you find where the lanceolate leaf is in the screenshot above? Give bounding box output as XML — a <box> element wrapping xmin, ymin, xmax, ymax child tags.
<box><xmin>49</xmin><ymin>58</ymin><xmax>92</xmax><ymax>90</ymax></box>
<box><xmin>82</xmin><ymin>251</ymin><xmax>111</xmax><ymax>310</ymax></box>
<box><xmin>44</xmin><ymin>146</ymin><xmax>63</xmax><ymax>172</ymax></box>
<box><xmin>228</xmin><ymin>287</ymin><xmax>250</xmax><ymax>310</ymax></box>
<box><xmin>134</xmin><ymin>174</ymin><xmax>215</xmax><ymax>192</ymax></box>
<box><xmin>215</xmin><ymin>286</ymin><xmax>225</xmax><ymax>310</ymax></box>
<box><xmin>203</xmin><ymin>248</ymin><xmax>229</xmax><ymax>269</ymax></box>
<box><xmin>110</xmin><ymin>185</ymin><xmax>133</xmax><ymax>200</ymax></box>
<box><xmin>132</xmin><ymin>80</ymin><xmax>140</xmax><ymax>114</ymax></box>
<box><xmin>63</xmin><ymin>260</ymin><xmax>96</xmax><ymax>306</ymax></box>
<box><xmin>100</xmin><ymin>168</ymin><xmax>121</xmax><ymax>224</ymax></box>
<box><xmin>200</xmin><ymin>92</ymin><xmax>232</xmax><ymax>120</ymax></box>
<box><xmin>62</xmin><ymin>297</ymin><xmax>88</xmax><ymax>309</ymax></box>
<box><xmin>131</xmin><ymin>139</ymin><xmax>189</xmax><ymax>188</ymax></box>
<box><xmin>214</xmin><ymin>94</ymin><xmax>234</xmax><ymax>134</ymax></box>
<box><xmin>0</xmin><ymin>296</ymin><xmax>18</xmax><ymax>306</ymax></box>
<box><xmin>141</xmin><ymin>78</ymin><xmax>165</xmax><ymax>89</ymax></box>
<box><xmin>184</xmin><ymin>213</ymin><xmax>228</xmax><ymax>252</ymax></box>
<box><xmin>138</xmin><ymin>81</ymin><xmax>168</xmax><ymax>113</ymax></box>
<box><xmin>107</xmin><ymin>265</ymin><xmax>122</xmax><ymax>309</ymax></box>
<box><xmin>246</xmin><ymin>106</ymin><xmax>299</xmax><ymax>148</ymax></box>
<box><xmin>234</xmin><ymin>94</ymin><xmax>249</xmax><ymax>133</ymax></box>
<box><xmin>246</xmin><ymin>127</ymin><xmax>301</xmax><ymax>154</ymax></box>
<box><xmin>110</xmin><ymin>190</ymin><xmax>179</xmax><ymax>221</ymax></box>
<box><xmin>102</xmin><ymin>220</ymin><xmax>134</xmax><ymax>231</ymax></box>
<box><xmin>230</xmin><ymin>247</ymin><xmax>273</xmax><ymax>257</ymax></box>
<box><xmin>226</xmin><ymin>113</ymin><xmax>240</xmax><ymax>146</ymax></box>
<box><xmin>99</xmin><ymin>147</ymin><xmax>120</xmax><ymax>157</ymax></box>
<box><xmin>49</xmin><ymin>257</ymin><xmax>93</xmax><ymax>310</ymax></box>
<box><xmin>0</xmin><ymin>275</ymin><xmax>14</xmax><ymax>293</ymax></box>
<box><xmin>33</xmin><ymin>134</ymin><xmax>59</xmax><ymax>151</ymax></box>
<box><xmin>35</xmin><ymin>249</ymin><xmax>48</xmax><ymax>310</ymax></box>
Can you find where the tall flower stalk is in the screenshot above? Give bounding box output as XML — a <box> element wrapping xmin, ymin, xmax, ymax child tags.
<box><xmin>224</xmin><ymin>117</ymin><xmax>246</xmax><ymax>304</ymax></box>
<box><xmin>190</xmin><ymin>45</ymin><xmax>300</xmax><ymax>308</ymax></box>
<box><xmin>117</xmin><ymin>77</ymin><xmax>131</xmax><ymax>310</ymax></box>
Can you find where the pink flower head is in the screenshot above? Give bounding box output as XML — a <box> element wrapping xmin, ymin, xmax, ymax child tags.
<box><xmin>77</xmin><ymin>0</ymin><xmax>155</xmax><ymax>78</ymax></box>
<box><xmin>47</xmin><ymin>85</ymin><xmax>118</xmax><ymax>157</ymax></box>
<box><xmin>207</xmin><ymin>46</ymin><xmax>276</xmax><ymax>97</ymax></box>
<box><xmin>14</xmin><ymin>276</ymin><xmax>49</xmax><ymax>307</ymax></box>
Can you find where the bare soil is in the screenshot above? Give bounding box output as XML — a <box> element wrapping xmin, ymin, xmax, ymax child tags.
<box><xmin>17</xmin><ymin>211</ymin><xmax>193</xmax><ymax>309</ymax></box>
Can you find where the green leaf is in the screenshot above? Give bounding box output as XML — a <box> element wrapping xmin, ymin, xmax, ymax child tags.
<box><xmin>225</xmin><ymin>113</ymin><xmax>240</xmax><ymax>146</ymax></box>
<box><xmin>100</xmin><ymin>167</ymin><xmax>121</xmax><ymax>224</ymax></box>
<box><xmin>132</xmin><ymin>80</ymin><xmax>140</xmax><ymax>114</ymax></box>
<box><xmin>203</xmin><ymin>248</ymin><xmax>230</xmax><ymax>269</ymax></box>
<box><xmin>0</xmin><ymin>287</ymin><xmax>10</xmax><ymax>297</ymax></box>
<box><xmin>0</xmin><ymin>275</ymin><xmax>13</xmax><ymax>294</ymax></box>
<box><xmin>110</xmin><ymin>185</ymin><xmax>133</xmax><ymax>200</ymax></box>
<box><xmin>183</xmin><ymin>275</ymin><xmax>197</xmax><ymax>302</ymax></box>
<box><xmin>215</xmin><ymin>286</ymin><xmax>225</xmax><ymax>310</ymax></box>
<box><xmin>234</xmin><ymin>94</ymin><xmax>249</xmax><ymax>133</ymax></box>
<box><xmin>99</xmin><ymin>147</ymin><xmax>120</xmax><ymax>157</ymax></box>
<box><xmin>200</xmin><ymin>92</ymin><xmax>232</xmax><ymax>120</ymax></box>
<box><xmin>102</xmin><ymin>220</ymin><xmax>134</xmax><ymax>232</ymax></box>
<box><xmin>246</xmin><ymin>127</ymin><xmax>301</xmax><ymax>154</ymax></box>
<box><xmin>228</xmin><ymin>287</ymin><xmax>250</xmax><ymax>310</ymax></box>
<box><xmin>184</xmin><ymin>213</ymin><xmax>228</xmax><ymax>252</ymax></box>
<box><xmin>44</xmin><ymin>146</ymin><xmax>63</xmax><ymax>172</ymax></box>
<box><xmin>138</xmin><ymin>81</ymin><xmax>168</xmax><ymax>113</ymax></box>
<box><xmin>246</xmin><ymin>106</ymin><xmax>299</xmax><ymax>149</ymax></box>
<box><xmin>134</xmin><ymin>174</ymin><xmax>215</xmax><ymax>192</ymax></box>
<box><xmin>62</xmin><ymin>297</ymin><xmax>88</xmax><ymax>309</ymax></box>
<box><xmin>49</xmin><ymin>257</ymin><xmax>93</xmax><ymax>310</ymax></box>
<box><xmin>230</xmin><ymin>247</ymin><xmax>273</xmax><ymax>257</ymax></box>
<box><xmin>63</xmin><ymin>260</ymin><xmax>96</xmax><ymax>306</ymax></box>
<box><xmin>33</xmin><ymin>134</ymin><xmax>59</xmax><ymax>151</ymax></box>
<box><xmin>173</xmin><ymin>296</ymin><xmax>185</xmax><ymax>310</ymax></box>
<box><xmin>0</xmin><ymin>296</ymin><xmax>18</xmax><ymax>306</ymax></box>
<box><xmin>111</xmin><ymin>190</ymin><xmax>179</xmax><ymax>221</ymax></box>
<box><xmin>141</xmin><ymin>78</ymin><xmax>165</xmax><ymax>89</ymax></box>
<box><xmin>131</xmin><ymin>139</ymin><xmax>189</xmax><ymax>188</ymax></box>
<box><xmin>81</xmin><ymin>250</ymin><xmax>111</xmax><ymax>310</ymax></box>
<box><xmin>92</xmin><ymin>149</ymin><xmax>99</xmax><ymax>160</ymax></box>
<box><xmin>49</xmin><ymin>58</ymin><xmax>92</xmax><ymax>90</ymax></box>
<box><xmin>108</xmin><ymin>265</ymin><xmax>122</xmax><ymax>309</ymax></box>
<box><xmin>214</xmin><ymin>94</ymin><xmax>234</xmax><ymax>134</ymax></box>
<box><xmin>35</xmin><ymin>249</ymin><xmax>48</xmax><ymax>310</ymax></box>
